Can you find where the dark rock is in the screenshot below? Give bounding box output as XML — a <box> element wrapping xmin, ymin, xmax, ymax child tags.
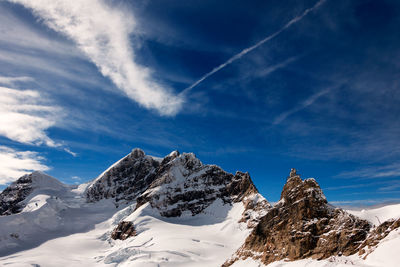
<box><xmin>135</xmin><ymin>153</ymin><xmax>270</xmax><ymax>224</ymax></box>
<box><xmin>0</xmin><ymin>173</ymin><xmax>34</xmax><ymax>216</ymax></box>
<box><xmin>111</xmin><ymin>221</ymin><xmax>136</xmax><ymax>240</ymax></box>
<box><xmin>86</xmin><ymin>148</ymin><xmax>161</xmax><ymax>203</ymax></box>
<box><xmin>86</xmin><ymin>149</ymin><xmax>269</xmax><ymax>227</ymax></box>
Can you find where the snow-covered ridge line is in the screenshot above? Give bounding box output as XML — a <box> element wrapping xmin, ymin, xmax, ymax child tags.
<box><xmin>0</xmin><ymin>148</ymin><xmax>271</xmax><ymax>266</ymax></box>
<box><xmin>0</xmin><ymin>171</ymin><xmax>69</xmax><ymax>216</ymax></box>
<box><xmin>347</xmin><ymin>203</ymin><xmax>400</xmax><ymax>226</ymax></box>
<box><xmin>1</xmin><ymin>153</ymin><xmax>400</xmax><ymax>267</ymax></box>
<box><xmin>85</xmin><ymin>148</ymin><xmax>269</xmax><ymax>226</ymax></box>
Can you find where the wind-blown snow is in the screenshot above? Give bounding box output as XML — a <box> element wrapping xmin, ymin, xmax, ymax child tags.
<box><xmin>347</xmin><ymin>203</ymin><xmax>400</xmax><ymax>226</ymax></box>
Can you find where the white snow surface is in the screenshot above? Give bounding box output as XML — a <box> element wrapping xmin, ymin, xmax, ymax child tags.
<box><xmin>105</xmin><ymin>200</ymin><xmax>250</xmax><ymax>267</ymax></box>
<box><xmin>0</xmin><ymin>182</ymin><xmax>251</xmax><ymax>266</ymax></box>
<box><xmin>347</xmin><ymin>203</ymin><xmax>400</xmax><ymax>226</ymax></box>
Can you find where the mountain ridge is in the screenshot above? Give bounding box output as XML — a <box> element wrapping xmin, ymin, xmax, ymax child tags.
<box><xmin>0</xmin><ymin>150</ymin><xmax>399</xmax><ymax>267</ymax></box>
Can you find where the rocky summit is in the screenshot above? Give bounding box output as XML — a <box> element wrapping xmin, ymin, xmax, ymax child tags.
<box><xmin>86</xmin><ymin>148</ymin><xmax>269</xmax><ymax>226</ymax></box>
<box><xmin>135</xmin><ymin>152</ymin><xmax>270</xmax><ymax>221</ymax></box>
<box><xmin>85</xmin><ymin>148</ymin><xmax>161</xmax><ymax>203</ymax></box>
<box><xmin>225</xmin><ymin>169</ymin><xmax>371</xmax><ymax>266</ymax></box>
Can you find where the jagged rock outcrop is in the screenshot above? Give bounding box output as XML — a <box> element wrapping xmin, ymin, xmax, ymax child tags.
<box><xmin>111</xmin><ymin>221</ymin><xmax>136</xmax><ymax>240</ymax></box>
<box><xmin>135</xmin><ymin>152</ymin><xmax>270</xmax><ymax>225</ymax></box>
<box><xmin>358</xmin><ymin>217</ymin><xmax>400</xmax><ymax>258</ymax></box>
<box><xmin>224</xmin><ymin>169</ymin><xmax>371</xmax><ymax>266</ymax></box>
<box><xmin>86</xmin><ymin>149</ymin><xmax>269</xmax><ymax>226</ymax></box>
<box><xmin>86</xmin><ymin>148</ymin><xmax>161</xmax><ymax>203</ymax></box>
<box><xmin>0</xmin><ymin>173</ymin><xmax>34</xmax><ymax>216</ymax></box>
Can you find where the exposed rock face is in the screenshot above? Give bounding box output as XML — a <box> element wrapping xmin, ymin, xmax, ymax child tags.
<box><xmin>0</xmin><ymin>173</ymin><xmax>34</xmax><ymax>216</ymax></box>
<box><xmin>135</xmin><ymin>153</ymin><xmax>270</xmax><ymax>224</ymax></box>
<box><xmin>86</xmin><ymin>148</ymin><xmax>161</xmax><ymax>203</ymax></box>
<box><xmin>358</xmin><ymin>217</ymin><xmax>400</xmax><ymax>258</ymax></box>
<box><xmin>111</xmin><ymin>221</ymin><xmax>136</xmax><ymax>240</ymax></box>
<box><xmin>0</xmin><ymin>171</ymin><xmax>68</xmax><ymax>216</ymax></box>
<box><xmin>224</xmin><ymin>169</ymin><xmax>371</xmax><ymax>266</ymax></box>
<box><xmin>86</xmin><ymin>149</ymin><xmax>269</xmax><ymax>226</ymax></box>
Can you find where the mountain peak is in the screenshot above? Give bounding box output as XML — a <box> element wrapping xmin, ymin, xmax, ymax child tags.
<box><xmin>160</xmin><ymin>150</ymin><xmax>180</xmax><ymax>165</ymax></box>
<box><xmin>130</xmin><ymin>148</ymin><xmax>146</xmax><ymax>158</ymax></box>
<box><xmin>86</xmin><ymin>149</ymin><xmax>161</xmax><ymax>203</ymax></box>
<box><xmin>280</xmin><ymin>169</ymin><xmax>326</xmax><ymax>205</ymax></box>
<box><xmin>168</xmin><ymin>150</ymin><xmax>180</xmax><ymax>158</ymax></box>
<box><xmin>135</xmin><ymin>151</ymin><xmax>267</xmax><ymax>221</ymax></box>
<box><xmin>85</xmin><ymin>148</ymin><xmax>269</xmax><ymax>226</ymax></box>
<box><xmin>0</xmin><ymin>171</ymin><xmax>66</xmax><ymax>216</ymax></box>
<box><xmin>289</xmin><ymin>168</ymin><xmax>299</xmax><ymax>178</ymax></box>
<box><xmin>225</xmin><ymin>172</ymin><xmax>370</xmax><ymax>266</ymax></box>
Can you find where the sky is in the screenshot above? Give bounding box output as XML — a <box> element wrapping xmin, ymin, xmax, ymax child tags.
<box><xmin>0</xmin><ymin>0</ymin><xmax>400</xmax><ymax>207</ymax></box>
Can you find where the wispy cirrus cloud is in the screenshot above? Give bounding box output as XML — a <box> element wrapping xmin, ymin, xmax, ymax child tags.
<box><xmin>0</xmin><ymin>76</ymin><xmax>33</xmax><ymax>86</ymax></box>
<box><xmin>0</xmin><ymin>78</ymin><xmax>76</xmax><ymax>180</ymax></box>
<box><xmin>336</xmin><ymin>163</ymin><xmax>400</xmax><ymax>179</ymax></box>
<box><xmin>0</xmin><ymin>80</ymin><xmax>76</xmax><ymax>156</ymax></box>
<box><xmin>181</xmin><ymin>0</ymin><xmax>326</xmax><ymax>95</ymax></box>
<box><xmin>0</xmin><ymin>85</ymin><xmax>60</xmax><ymax>147</ymax></box>
<box><xmin>0</xmin><ymin>146</ymin><xmax>49</xmax><ymax>184</ymax></box>
<box><xmin>7</xmin><ymin>0</ymin><xmax>183</xmax><ymax>115</ymax></box>
<box><xmin>330</xmin><ymin>198</ymin><xmax>400</xmax><ymax>207</ymax></box>
<box><xmin>0</xmin><ymin>7</ymin><xmax>80</xmax><ymax>57</ymax></box>
<box><xmin>273</xmin><ymin>88</ymin><xmax>331</xmax><ymax>125</ymax></box>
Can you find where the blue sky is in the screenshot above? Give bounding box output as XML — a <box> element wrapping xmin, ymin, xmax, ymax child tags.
<box><xmin>1</xmin><ymin>0</ymin><xmax>400</xmax><ymax>206</ymax></box>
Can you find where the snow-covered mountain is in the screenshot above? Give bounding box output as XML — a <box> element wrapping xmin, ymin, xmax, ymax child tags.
<box><xmin>0</xmin><ymin>149</ymin><xmax>399</xmax><ymax>267</ymax></box>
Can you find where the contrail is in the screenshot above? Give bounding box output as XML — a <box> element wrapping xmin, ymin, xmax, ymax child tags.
<box><xmin>180</xmin><ymin>0</ymin><xmax>326</xmax><ymax>96</ymax></box>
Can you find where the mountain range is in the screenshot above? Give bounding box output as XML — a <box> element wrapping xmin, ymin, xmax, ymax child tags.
<box><xmin>0</xmin><ymin>148</ymin><xmax>399</xmax><ymax>267</ymax></box>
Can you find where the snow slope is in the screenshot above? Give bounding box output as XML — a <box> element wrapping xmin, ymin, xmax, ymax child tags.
<box><xmin>0</xmin><ymin>200</ymin><xmax>251</xmax><ymax>266</ymax></box>
<box><xmin>347</xmin><ymin>203</ymin><xmax>400</xmax><ymax>226</ymax></box>
<box><xmin>3</xmin><ymin>197</ymin><xmax>399</xmax><ymax>267</ymax></box>
<box><xmin>0</xmin><ymin>153</ymin><xmax>258</xmax><ymax>266</ymax></box>
<box><xmin>0</xmin><ymin>172</ymin><xmax>118</xmax><ymax>257</ymax></box>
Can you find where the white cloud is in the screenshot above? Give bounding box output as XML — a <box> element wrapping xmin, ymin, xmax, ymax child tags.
<box><xmin>0</xmin><ymin>146</ymin><xmax>49</xmax><ymax>185</ymax></box>
<box><xmin>8</xmin><ymin>0</ymin><xmax>183</xmax><ymax>115</ymax></box>
<box><xmin>0</xmin><ymin>76</ymin><xmax>34</xmax><ymax>86</ymax></box>
<box><xmin>0</xmin><ymin>8</ymin><xmax>80</xmax><ymax>57</ymax></box>
<box><xmin>0</xmin><ymin>85</ymin><xmax>61</xmax><ymax>147</ymax></box>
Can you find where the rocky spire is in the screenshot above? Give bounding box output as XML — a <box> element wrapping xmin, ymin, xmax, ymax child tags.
<box><xmin>289</xmin><ymin>168</ymin><xmax>299</xmax><ymax>178</ymax></box>
<box><xmin>224</xmin><ymin>169</ymin><xmax>371</xmax><ymax>266</ymax></box>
